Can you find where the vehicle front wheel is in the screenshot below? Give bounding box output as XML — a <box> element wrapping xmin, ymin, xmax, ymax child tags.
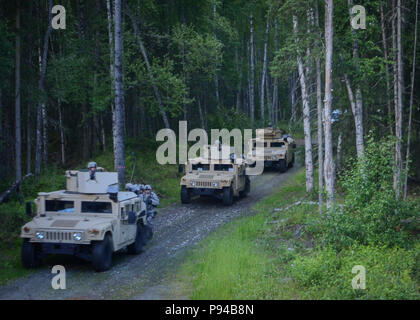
<box><xmin>127</xmin><ymin>224</ymin><xmax>145</xmax><ymax>255</ymax></box>
<box><xmin>223</xmin><ymin>186</ymin><xmax>234</xmax><ymax>206</ymax></box>
<box><xmin>240</xmin><ymin>176</ymin><xmax>250</xmax><ymax>198</ymax></box>
<box><xmin>21</xmin><ymin>239</ymin><xmax>41</xmax><ymax>268</ymax></box>
<box><xmin>92</xmin><ymin>234</ymin><xmax>113</xmax><ymax>272</ymax></box>
<box><xmin>181</xmin><ymin>186</ymin><xmax>191</xmax><ymax>204</ymax></box>
<box><xmin>277</xmin><ymin>159</ymin><xmax>287</xmax><ymax>173</ymax></box>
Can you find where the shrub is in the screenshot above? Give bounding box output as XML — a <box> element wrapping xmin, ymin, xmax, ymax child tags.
<box><xmin>321</xmin><ymin>136</ymin><xmax>418</xmax><ymax>250</ymax></box>
<box><xmin>289</xmin><ymin>244</ymin><xmax>419</xmax><ymax>299</ymax></box>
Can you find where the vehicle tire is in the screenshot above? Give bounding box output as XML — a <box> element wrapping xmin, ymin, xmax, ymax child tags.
<box><xmin>92</xmin><ymin>233</ymin><xmax>113</xmax><ymax>272</ymax></box>
<box><xmin>278</xmin><ymin>159</ymin><xmax>287</xmax><ymax>173</ymax></box>
<box><xmin>240</xmin><ymin>176</ymin><xmax>251</xmax><ymax>198</ymax></box>
<box><xmin>127</xmin><ymin>224</ymin><xmax>145</xmax><ymax>255</ymax></box>
<box><xmin>21</xmin><ymin>239</ymin><xmax>41</xmax><ymax>268</ymax></box>
<box><xmin>223</xmin><ymin>186</ymin><xmax>234</xmax><ymax>206</ymax></box>
<box><xmin>288</xmin><ymin>153</ymin><xmax>295</xmax><ymax>168</ymax></box>
<box><xmin>144</xmin><ymin>224</ymin><xmax>153</xmax><ymax>242</ymax></box>
<box><xmin>181</xmin><ymin>186</ymin><xmax>191</xmax><ymax>204</ymax></box>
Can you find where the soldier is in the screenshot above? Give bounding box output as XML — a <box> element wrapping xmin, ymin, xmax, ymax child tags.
<box><xmin>139</xmin><ymin>184</ymin><xmax>145</xmax><ymax>200</ymax></box>
<box><xmin>88</xmin><ymin>162</ymin><xmax>98</xmax><ymax>180</ymax></box>
<box><xmin>143</xmin><ymin>185</ymin><xmax>159</xmax><ymax>226</ymax></box>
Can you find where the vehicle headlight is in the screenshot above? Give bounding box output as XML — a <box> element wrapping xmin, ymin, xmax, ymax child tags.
<box><xmin>190</xmin><ymin>181</ymin><xmax>196</xmax><ymax>186</ymax></box>
<box><xmin>73</xmin><ymin>232</ymin><xmax>83</xmax><ymax>241</ymax></box>
<box><xmin>35</xmin><ymin>231</ymin><xmax>45</xmax><ymax>240</ymax></box>
<box><xmin>213</xmin><ymin>182</ymin><xmax>218</xmax><ymax>187</ymax></box>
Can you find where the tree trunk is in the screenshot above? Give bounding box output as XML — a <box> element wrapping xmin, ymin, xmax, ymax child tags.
<box><xmin>380</xmin><ymin>1</ymin><xmax>394</xmax><ymax>136</ymax></box>
<box><xmin>58</xmin><ymin>101</ymin><xmax>65</xmax><ymax>166</ymax></box>
<box><xmin>15</xmin><ymin>1</ymin><xmax>22</xmax><ymax>181</ymax></box>
<box><xmin>324</xmin><ymin>0</ymin><xmax>335</xmax><ymax>207</ymax></box>
<box><xmin>293</xmin><ymin>14</ymin><xmax>314</xmax><ymax>194</ymax></box>
<box><xmin>346</xmin><ymin>0</ymin><xmax>364</xmax><ymax>157</ymax></box>
<box><xmin>249</xmin><ymin>12</ymin><xmax>255</xmax><ymax>127</ymax></box>
<box><xmin>26</xmin><ymin>104</ymin><xmax>31</xmax><ymax>174</ymax></box>
<box><xmin>336</xmin><ymin>131</ymin><xmax>342</xmax><ymax>173</ymax></box>
<box><xmin>404</xmin><ymin>0</ymin><xmax>418</xmax><ymax>199</ymax></box>
<box><xmin>394</xmin><ymin>0</ymin><xmax>404</xmax><ymax>198</ymax></box>
<box><xmin>315</xmin><ymin>0</ymin><xmax>324</xmax><ymax>213</ymax></box>
<box><xmin>260</xmin><ymin>17</ymin><xmax>269</xmax><ymax>124</ymax></box>
<box><xmin>125</xmin><ymin>4</ymin><xmax>170</xmax><ymax>129</ymax></box>
<box><xmin>273</xmin><ymin>19</ymin><xmax>279</xmax><ymax>124</ymax></box>
<box><xmin>35</xmin><ymin>0</ymin><xmax>53</xmax><ymax>177</ymax></box>
<box><xmin>114</xmin><ymin>0</ymin><xmax>126</xmax><ymax>186</ymax></box>
<box><xmin>213</xmin><ymin>3</ymin><xmax>220</xmax><ymax>106</ymax></box>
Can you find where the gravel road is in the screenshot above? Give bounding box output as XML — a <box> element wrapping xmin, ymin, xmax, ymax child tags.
<box><xmin>0</xmin><ymin>165</ymin><xmax>299</xmax><ymax>300</ymax></box>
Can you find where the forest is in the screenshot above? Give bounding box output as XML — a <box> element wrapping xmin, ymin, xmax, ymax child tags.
<box><xmin>0</xmin><ymin>0</ymin><xmax>419</xmax><ymax>299</ymax></box>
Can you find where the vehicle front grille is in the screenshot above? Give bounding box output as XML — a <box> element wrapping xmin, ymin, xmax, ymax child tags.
<box><xmin>196</xmin><ymin>181</ymin><xmax>213</xmax><ymax>187</ymax></box>
<box><xmin>45</xmin><ymin>231</ymin><xmax>74</xmax><ymax>242</ymax></box>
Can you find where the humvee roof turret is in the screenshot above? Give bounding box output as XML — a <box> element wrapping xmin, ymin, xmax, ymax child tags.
<box><xmin>180</xmin><ymin>144</ymin><xmax>250</xmax><ymax>206</ymax></box>
<box><xmin>20</xmin><ymin>170</ymin><xmax>152</xmax><ymax>272</ymax></box>
<box><xmin>247</xmin><ymin>127</ymin><xmax>296</xmax><ymax>172</ymax></box>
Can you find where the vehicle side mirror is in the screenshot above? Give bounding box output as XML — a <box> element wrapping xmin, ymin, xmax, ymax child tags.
<box><xmin>25</xmin><ymin>202</ymin><xmax>33</xmax><ymax>217</ymax></box>
<box><xmin>178</xmin><ymin>164</ymin><xmax>184</xmax><ymax>173</ymax></box>
<box><xmin>128</xmin><ymin>211</ymin><xmax>137</xmax><ymax>224</ymax></box>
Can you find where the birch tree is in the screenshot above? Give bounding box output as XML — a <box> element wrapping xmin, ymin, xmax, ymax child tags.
<box><xmin>15</xmin><ymin>1</ymin><xmax>21</xmax><ymax>181</ymax></box>
<box><xmin>324</xmin><ymin>0</ymin><xmax>335</xmax><ymax>206</ymax></box>
<box><xmin>293</xmin><ymin>14</ymin><xmax>314</xmax><ymax>194</ymax></box>
<box><xmin>35</xmin><ymin>0</ymin><xmax>53</xmax><ymax>177</ymax></box>
<box><xmin>250</xmin><ymin>12</ymin><xmax>255</xmax><ymax>127</ymax></box>
<box><xmin>260</xmin><ymin>17</ymin><xmax>269</xmax><ymax>123</ymax></box>
<box><xmin>113</xmin><ymin>0</ymin><xmax>126</xmax><ymax>186</ymax></box>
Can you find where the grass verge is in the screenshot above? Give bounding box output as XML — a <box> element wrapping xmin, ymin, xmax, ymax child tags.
<box><xmin>175</xmin><ymin>168</ymin><xmax>419</xmax><ymax>299</ymax></box>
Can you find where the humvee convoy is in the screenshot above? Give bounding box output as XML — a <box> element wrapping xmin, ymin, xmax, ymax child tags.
<box><xmin>180</xmin><ymin>143</ymin><xmax>250</xmax><ymax>206</ymax></box>
<box><xmin>20</xmin><ymin>169</ymin><xmax>152</xmax><ymax>272</ymax></box>
<box><xmin>247</xmin><ymin>127</ymin><xmax>296</xmax><ymax>172</ymax></box>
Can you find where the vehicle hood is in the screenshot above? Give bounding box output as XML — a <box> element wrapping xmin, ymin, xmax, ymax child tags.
<box><xmin>24</xmin><ymin>215</ymin><xmax>115</xmax><ymax>231</ymax></box>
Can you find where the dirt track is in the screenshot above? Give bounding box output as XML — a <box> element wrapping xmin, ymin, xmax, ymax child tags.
<box><xmin>0</xmin><ymin>165</ymin><xmax>299</xmax><ymax>300</ymax></box>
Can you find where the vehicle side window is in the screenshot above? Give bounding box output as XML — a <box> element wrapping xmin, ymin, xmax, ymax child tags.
<box><xmin>271</xmin><ymin>142</ymin><xmax>285</xmax><ymax>147</ymax></box>
<box><xmin>214</xmin><ymin>164</ymin><xmax>233</xmax><ymax>172</ymax></box>
<box><xmin>81</xmin><ymin>201</ymin><xmax>112</xmax><ymax>214</ymax></box>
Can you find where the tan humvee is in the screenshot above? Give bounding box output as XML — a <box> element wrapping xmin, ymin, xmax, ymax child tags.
<box><xmin>20</xmin><ymin>170</ymin><xmax>152</xmax><ymax>272</ymax></box>
<box><xmin>247</xmin><ymin>127</ymin><xmax>296</xmax><ymax>172</ymax></box>
<box><xmin>180</xmin><ymin>144</ymin><xmax>250</xmax><ymax>206</ymax></box>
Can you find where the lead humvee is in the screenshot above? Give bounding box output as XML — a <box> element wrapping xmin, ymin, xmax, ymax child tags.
<box><xmin>20</xmin><ymin>169</ymin><xmax>152</xmax><ymax>272</ymax></box>
<box><xmin>180</xmin><ymin>144</ymin><xmax>250</xmax><ymax>206</ymax></box>
<box><xmin>247</xmin><ymin>127</ymin><xmax>296</xmax><ymax>172</ymax></box>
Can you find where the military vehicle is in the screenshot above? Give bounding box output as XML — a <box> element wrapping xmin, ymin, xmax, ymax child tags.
<box><xmin>180</xmin><ymin>144</ymin><xmax>250</xmax><ymax>206</ymax></box>
<box><xmin>247</xmin><ymin>127</ymin><xmax>296</xmax><ymax>172</ymax></box>
<box><xmin>20</xmin><ymin>169</ymin><xmax>152</xmax><ymax>272</ymax></box>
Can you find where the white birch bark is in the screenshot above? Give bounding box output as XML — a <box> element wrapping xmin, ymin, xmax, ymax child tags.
<box><xmin>293</xmin><ymin>15</ymin><xmax>314</xmax><ymax>194</ymax></box>
<box><xmin>324</xmin><ymin>0</ymin><xmax>335</xmax><ymax>207</ymax></box>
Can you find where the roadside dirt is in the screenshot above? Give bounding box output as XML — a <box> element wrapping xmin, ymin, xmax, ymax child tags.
<box><xmin>0</xmin><ymin>165</ymin><xmax>299</xmax><ymax>300</ymax></box>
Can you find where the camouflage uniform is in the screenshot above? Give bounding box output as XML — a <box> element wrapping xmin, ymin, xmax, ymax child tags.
<box><xmin>144</xmin><ymin>185</ymin><xmax>159</xmax><ymax>226</ymax></box>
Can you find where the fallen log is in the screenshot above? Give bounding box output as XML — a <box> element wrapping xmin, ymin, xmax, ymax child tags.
<box><xmin>0</xmin><ymin>173</ymin><xmax>33</xmax><ymax>204</ymax></box>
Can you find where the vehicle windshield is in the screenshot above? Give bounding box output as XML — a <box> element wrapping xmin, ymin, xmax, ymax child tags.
<box><xmin>253</xmin><ymin>141</ymin><xmax>267</xmax><ymax>149</ymax></box>
<box><xmin>270</xmin><ymin>142</ymin><xmax>285</xmax><ymax>148</ymax></box>
<box><xmin>81</xmin><ymin>201</ymin><xmax>113</xmax><ymax>214</ymax></box>
<box><xmin>214</xmin><ymin>164</ymin><xmax>234</xmax><ymax>172</ymax></box>
<box><xmin>45</xmin><ymin>200</ymin><xmax>75</xmax><ymax>213</ymax></box>
<box><xmin>192</xmin><ymin>163</ymin><xmax>210</xmax><ymax>171</ymax></box>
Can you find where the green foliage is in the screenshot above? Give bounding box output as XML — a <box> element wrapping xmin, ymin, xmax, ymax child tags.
<box><xmin>319</xmin><ymin>137</ymin><xmax>418</xmax><ymax>250</ymax></box>
<box><xmin>289</xmin><ymin>244</ymin><xmax>419</xmax><ymax>299</ymax></box>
